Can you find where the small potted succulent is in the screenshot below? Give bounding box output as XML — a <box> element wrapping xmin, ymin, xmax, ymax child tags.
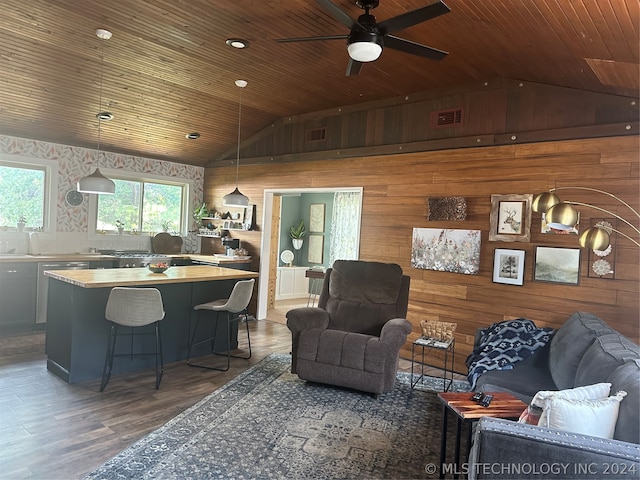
<box><xmin>115</xmin><ymin>219</ymin><xmax>125</xmax><ymax>235</ymax></box>
<box><xmin>289</xmin><ymin>219</ymin><xmax>306</xmax><ymax>250</ymax></box>
<box><xmin>17</xmin><ymin>215</ymin><xmax>26</xmax><ymax>232</ymax></box>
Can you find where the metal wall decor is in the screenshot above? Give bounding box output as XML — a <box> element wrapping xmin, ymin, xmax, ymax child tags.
<box><xmin>587</xmin><ymin>218</ymin><xmax>617</xmax><ymax>279</ymax></box>
<box><xmin>426</xmin><ymin>197</ymin><xmax>467</xmax><ymax>221</ymax></box>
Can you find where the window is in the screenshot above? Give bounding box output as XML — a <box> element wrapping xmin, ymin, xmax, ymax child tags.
<box><xmin>0</xmin><ymin>163</ymin><xmax>46</xmax><ymax>229</ymax></box>
<box><xmin>97</xmin><ymin>178</ymin><xmax>187</xmax><ymax>233</ymax></box>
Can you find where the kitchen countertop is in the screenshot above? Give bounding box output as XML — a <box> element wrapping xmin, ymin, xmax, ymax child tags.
<box><xmin>45</xmin><ymin>265</ymin><xmax>258</xmax><ymax>288</ymax></box>
<box><xmin>0</xmin><ymin>253</ymin><xmax>251</xmax><ymax>264</ymax></box>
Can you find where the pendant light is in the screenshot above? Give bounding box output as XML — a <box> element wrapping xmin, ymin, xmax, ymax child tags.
<box><xmin>77</xmin><ymin>29</ymin><xmax>116</xmax><ymax>195</ymax></box>
<box><xmin>223</xmin><ymin>79</ymin><xmax>249</xmax><ymax>207</ymax></box>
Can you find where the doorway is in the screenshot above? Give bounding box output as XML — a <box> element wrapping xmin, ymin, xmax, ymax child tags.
<box><xmin>257</xmin><ymin>187</ymin><xmax>363</xmax><ymax>321</ymax></box>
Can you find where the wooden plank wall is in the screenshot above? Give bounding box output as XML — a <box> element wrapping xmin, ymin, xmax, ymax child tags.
<box><xmin>204</xmin><ymin>135</ymin><xmax>639</xmax><ymax>373</ymax></box>
<box><xmin>213</xmin><ymin>79</ymin><xmax>638</xmax><ymax>166</ymax></box>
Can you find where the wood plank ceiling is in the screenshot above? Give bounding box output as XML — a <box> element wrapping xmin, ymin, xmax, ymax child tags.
<box><xmin>0</xmin><ymin>0</ymin><xmax>638</xmax><ymax>167</ymax></box>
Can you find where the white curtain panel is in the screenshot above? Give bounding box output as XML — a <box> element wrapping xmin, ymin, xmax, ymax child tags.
<box><xmin>329</xmin><ymin>191</ymin><xmax>360</xmax><ymax>266</ymax></box>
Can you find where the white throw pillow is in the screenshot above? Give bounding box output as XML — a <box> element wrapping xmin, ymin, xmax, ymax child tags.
<box><xmin>538</xmin><ymin>391</ymin><xmax>627</xmax><ymax>439</ymax></box>
<box><xmin>532</xmin><ymin>383</ymin><xmax>612</xmax><ymax>427</ymax></box>
<box><xmin>531</xmin><ymin>382</ymin><xmax>611</xmax><ymax>408</ymax></box>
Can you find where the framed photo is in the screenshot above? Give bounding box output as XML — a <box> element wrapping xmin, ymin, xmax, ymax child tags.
<box><xmin>493</xmin><ymin>249</ymin><xmax>525</xmax><ymax>286</ymax></box>
<box><xmin>534</xmin><ymin>246</ymin><xmax>581</xmax><ymax>285</ymax></box>
<box><xmin>489</xmin><ymin>194</ymin><xmax>532</xmax><ymax>242</ymax></box>
<box><xmin>309</xmin><ymin>203</ymin><xmax>325</xmax><ymax>233</ymax></box>
<box><xmin>308</xmin><ymin>234</ymin><xmax>324</xmax><ymax>264</ymax></box>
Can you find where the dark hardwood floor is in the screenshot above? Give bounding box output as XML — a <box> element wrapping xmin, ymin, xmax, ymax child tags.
<box><xmin>0</xmin><ymin>314</ymin><xmax>459</xmax><ymax>480</ymax></box>
<box><xmin>0</xmin><ymin>319</ymin><xmax>292</xmax><ymax>480</ymax></box>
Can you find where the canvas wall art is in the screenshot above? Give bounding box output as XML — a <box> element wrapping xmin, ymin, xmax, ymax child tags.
<box><xmin>534</xmin><ymin>246</ymin><xmax>581</xmax><ymax>285</ymax></box>
<box><xmin>411</xmin><ymin>228</ymin><xmax>481</xmax><ymax>275</ymax></box>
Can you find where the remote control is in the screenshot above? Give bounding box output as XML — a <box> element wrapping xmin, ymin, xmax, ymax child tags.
<box><xmin>471</xmin><ymin>392</ymin><xmax>483</xmax><ymax>402</ymax></box>
<box><xmin>480</xmin><ymin>394</ymin><xmax>493</xmax><ymax>407</ymax></box>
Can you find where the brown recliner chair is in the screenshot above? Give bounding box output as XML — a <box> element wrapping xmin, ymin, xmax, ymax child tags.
<box><xmin>286</xmin><ymin>260</ymin><xmax>412</xmax><ymax>395</ymax></box>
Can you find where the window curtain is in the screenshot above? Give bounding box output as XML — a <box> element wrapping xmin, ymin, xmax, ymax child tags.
<box><xmin>329</xmin><ymin>191</ymin><xmax>361</xmax><ymax>266</ymax></box>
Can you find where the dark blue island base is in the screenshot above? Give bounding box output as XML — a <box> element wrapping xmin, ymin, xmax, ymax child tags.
<box><xmin>45</xmin><ymin>268</ymin><xmax>258</xmax><ymax>384</ymax></box>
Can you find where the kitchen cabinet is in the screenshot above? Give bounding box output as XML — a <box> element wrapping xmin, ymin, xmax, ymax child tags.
<box><xmin>0</xmin><ymin>262</ymin><xmax>37</xmax><ymax>334</ymax></box>
<box><xmin>89</xmin><ymin>260</ymin><xmax>117</xmax><ymax>269</ymax></box>
<box><xmin>276</xmin><ymin>266</ymin><xmax>309</xmax><ymax>300</ymax></box>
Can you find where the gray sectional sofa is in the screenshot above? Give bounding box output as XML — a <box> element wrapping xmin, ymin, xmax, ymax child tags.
<box><xmin>469</xmin><ymin>312</ymin><xmax>640</xmax><ymax>478</ymax></box>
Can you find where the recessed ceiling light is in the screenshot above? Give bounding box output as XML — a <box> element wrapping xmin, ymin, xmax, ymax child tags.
<box><xmin>226</xmin><ymin>38</ymin><xmax>249</xmax><ymax>49</ymax></box>
<box><xmin>185</xmin><ymin>132</ymin><xmax>200</xmax><ymax>140</ymax></box>
<box><xmin>96</xmin><ymin>111</ymin><xmax>114</xmax><ymax>121</ymax></box>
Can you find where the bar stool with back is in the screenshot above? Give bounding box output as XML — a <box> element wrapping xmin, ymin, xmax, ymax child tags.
<box><xmin>100</xmin><ymin>287</ymin><xmax>166</xmax><ymax>392</ymax></box>
<box><xmin>187</xmin><ymin>278</ymin><xmax>255</xmax><ymax>371</ymax></box>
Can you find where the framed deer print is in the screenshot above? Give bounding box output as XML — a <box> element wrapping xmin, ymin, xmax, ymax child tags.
<box><xmin>489</xmin><ymin>194</ymin><xmax>533</xmax><ymax>242</ymax></box>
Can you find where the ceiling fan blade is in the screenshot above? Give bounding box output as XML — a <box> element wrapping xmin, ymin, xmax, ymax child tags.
<box><xmin>316</xmin><ymin>0</ymin><xmax>366</xmax><ymax>31</ymax></box>
<box><xmin>378</xmin><ymin>0</ymin><xmax>451</xmax><ymax>35</ymax></box>
<box><xmin>383</xmin><ymin>35</ymin><xmax>448</xmax><ymax>60</ymax></box>
<box><xmin>346</xmin><ymin>59</ymin><xmax>363</xmax><ymax>76</ymax></box>
<box><xmin>276</xmin><ymin>34</ymin><xmax>349</xmax><ymax>43</ymax></box>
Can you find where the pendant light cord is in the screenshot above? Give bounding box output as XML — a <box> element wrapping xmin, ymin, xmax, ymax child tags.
<box><xmin>235</xmin><ymin>86</ymin><xmax>243</xmax><ymax>188</ymax></box>
<box><xmin>96</xmin><ymin>35</ymin><xmax>105</xmax><ymax>168</ymax></box>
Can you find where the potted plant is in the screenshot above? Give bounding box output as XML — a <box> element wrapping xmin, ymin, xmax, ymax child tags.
<box><xmin>115</xmin><ymin>219</ymin><xmax>124</xmax><ymax>235</ymax></box>
<box><xmin>289</xmin><ymin>219</ymin><xmax>306</xmax><ymax>250</ymax></box>
<box><xmin>193</xmin><ymin>202</ymin><xmax>208</xmax><ymax>230</ymax></box>
<box><xmin>17</xmin><ymin>214</ymin><xmax>26</xmax><ymax>232</ymax></box>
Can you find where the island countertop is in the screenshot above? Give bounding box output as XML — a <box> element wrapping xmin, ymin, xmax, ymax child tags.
<box><xmin>45</xmin><ymin>265</ymin><xmax>258</xmax><ymax>289</ymax></box>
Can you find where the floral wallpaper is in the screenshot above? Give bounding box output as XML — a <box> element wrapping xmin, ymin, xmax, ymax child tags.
<box><xmin>0</xmin><ymin>134</ymin><xmax>204</xmax><ymax>232</ymax></box>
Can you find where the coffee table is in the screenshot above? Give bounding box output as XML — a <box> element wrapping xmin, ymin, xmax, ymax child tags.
<box><xmin>437</xmin><ymin>392</ymin><xmax>527</xmax><ymax>479</ymax></box>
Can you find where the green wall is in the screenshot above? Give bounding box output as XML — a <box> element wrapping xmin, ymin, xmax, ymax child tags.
<box><xmin>279</xmin><ymin>193</ymin><xmax>334</xmax><ymax>267</ymax></box>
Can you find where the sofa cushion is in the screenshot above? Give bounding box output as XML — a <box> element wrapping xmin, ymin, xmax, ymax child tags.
<box><xmin>608</xmin><ymin>360</ymin><xmax>640</xmax><ymax>444</ymax></box>
<box><xmin>574</xmin><ymin>333</ymin><xmax>640</xmax><ymax>387</ymax></box>
<box><xmin>549</xmin><ymin>312</ymin><xmax>613</xmax><ymax>389</ymax></box>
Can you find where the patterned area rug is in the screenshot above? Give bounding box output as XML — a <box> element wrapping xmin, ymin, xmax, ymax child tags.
<box><xmin>85</xmin><ymin>354</ymin><xmax>470</xmax><ymax>480</ymax></box>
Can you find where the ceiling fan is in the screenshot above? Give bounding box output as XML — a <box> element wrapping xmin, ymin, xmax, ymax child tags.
<box><xmin>276</xmin><ymin>0</ymin><xmax>451</xmax><ymax>76</ymax></box>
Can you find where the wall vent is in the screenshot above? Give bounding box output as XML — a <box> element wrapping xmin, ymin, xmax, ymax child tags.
<box><xmin>305</xmin><ymin>127</ymin><xmax>326</xmax><ymax>142</ymax></box>
<box><xmin>430</xmin><ymin>108</ymin><xmax>463</xmax><ymax>127</ymax></box>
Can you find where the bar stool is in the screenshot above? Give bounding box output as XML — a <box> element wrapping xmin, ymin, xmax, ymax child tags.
<box><xmin>187</xmin><ymin>278</ymin><xmax>255</xmax><ymax>371</ymax></box>
<box><xmin>100</xmin><ymin>287</ymin><xmax>165</xmax><ymax>392</ymax></box>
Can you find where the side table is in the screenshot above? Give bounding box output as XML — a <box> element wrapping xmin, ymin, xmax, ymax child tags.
<box><xmin>437</xmin><ymin>392</ymin><xmax>527</xmax><ymax>479</ymax></box>
<box><xmin>411</xmin><ymin>336</ymin><xmax>455</xmax><ymax>392</ymax></box>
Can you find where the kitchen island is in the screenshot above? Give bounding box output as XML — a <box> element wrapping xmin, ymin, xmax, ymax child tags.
<box><xmin>45</xmin><ymin>266</ymin><xmax>259</xmax><ymax>384</ymax></box>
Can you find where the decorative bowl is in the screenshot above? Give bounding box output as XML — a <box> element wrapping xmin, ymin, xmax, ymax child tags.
<box><xmin>148</xmin><ymin>262</ymin><xmax>169</xmax><ymax>274</ymax></box>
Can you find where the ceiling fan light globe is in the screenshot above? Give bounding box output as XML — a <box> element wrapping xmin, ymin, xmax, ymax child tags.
<box><xmin>347</xmin><ymin>31</ymin><xmax>383</xmax><ymax>62</ymax></box>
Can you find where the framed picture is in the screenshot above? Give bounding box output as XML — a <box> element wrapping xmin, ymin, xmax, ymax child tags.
<box><xmin>489</xmin><ymin>194</ymin><xmax>533</xmax><ymax>242</ymax></box>
<box><xmin>308</xmin><ymin>234</ymin><xmax>324</xmax><ymax>264</ymax></box>
<box><xmin>411</xmin><ymin>228</ymin><xmax>481</xmax><ymax>275</ymax></box>
<box><xmin>534</xmin><ymin>246</ymin><xmax>581</xmax><ymax>285</ymax></box>
<box><xmin>309</xmin><ymin>203</ymin><xmax>325</xmax><ymax>233</ymax></box>
<box><xmin>492</xmin><ymin>248</ymin><xmax>525</xmax><ymax>286</ymax></box>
